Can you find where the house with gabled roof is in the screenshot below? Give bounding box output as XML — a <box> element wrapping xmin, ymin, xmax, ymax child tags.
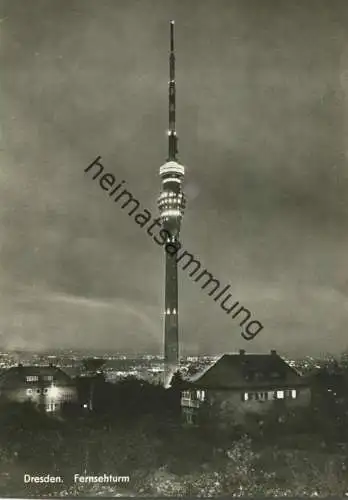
<box><xmin>181</xmin><ymin>349</ymin><xmax>311</xmax><ymax>425</ymax></box>
<box><xmin>0</xmin><ymin>364</ymin><xmax>77</xmax><ymax>413</ymax></box>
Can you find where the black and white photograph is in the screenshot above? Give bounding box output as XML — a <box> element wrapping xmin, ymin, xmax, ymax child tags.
<box><xmin>1</xmin><ymin>0</ymin><xmax>348</xmax><ymax>497</ymax></box>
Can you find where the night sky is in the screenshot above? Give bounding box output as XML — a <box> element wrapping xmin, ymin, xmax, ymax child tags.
<box><xmin>1</xmin><ymin>0</ymin><xmax>348</xmax><ymax>356</ymax></box>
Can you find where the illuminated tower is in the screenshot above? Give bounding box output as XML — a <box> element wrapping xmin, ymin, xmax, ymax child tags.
<box><xmin>157</xmin><ymin>21</ymin><xmax>186</xmax><ymax>387</ymax></box>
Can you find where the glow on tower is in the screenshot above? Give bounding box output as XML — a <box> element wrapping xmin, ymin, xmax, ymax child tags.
<box><xmin>157</xmin><ymin>20</ymin><xmax>186</xmax><ymax>387</ymax></box>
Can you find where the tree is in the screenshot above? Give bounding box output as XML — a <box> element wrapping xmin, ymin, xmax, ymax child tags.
<box><xmin>80</xmin><ymin>358</ymin><xmax>106</xmax><ymax>411</ymax></box>
<box><xmin>81</xmin><ymin>358</ymin><xmax>106</xmax><ymax>376</ymax></box>
<box><xmin>169</xmin><ymin>370</ymin><xmax>185</xmax><ymax>389</ymax></box>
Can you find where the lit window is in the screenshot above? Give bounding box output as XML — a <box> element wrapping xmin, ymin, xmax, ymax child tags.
<box><xmin>256</xmin><ymin>392</ymin><xmax>268</xmax><ymax>401</ymax></box>
<box><xmin>291</xmin><ymin>389</ymin><xmax>297</xmax><ymax>399</ymax></box>
<box><xmin>244</xmin><ymin>391</ymin><xmax>269</xmax><ymax>402</ymax></box>
<box><xmin>163</xmin><ymin>177</ymin><xmax>181</xmax><ymax>183</ymax></box>
<box><xmin>196</xmin><ymin>390</ymin><xmax>205</xmax><ymax>401</ymax></box>
<box><xmin>26</xmin><ymin>375</ymin><xmax>39</xmax><ymax>382</ymax></box>
<box><xmin>44</xmin><ymin>375</ymin><xmax>53</xmax><ymax>381</ymax></box>
<box><xmin>48</xmin><ymin>386</ymin><xmax>59</xmax><ymax>398</ymax></box>
<box><xmin>276</xmin><ymin>390</ymin><xmax>284</xmax><ymax>399</ymax></box>
<box><xmin>46</xmin><ymin>402</ymin><xmax>56</xmax><ymax>412</ymax></box>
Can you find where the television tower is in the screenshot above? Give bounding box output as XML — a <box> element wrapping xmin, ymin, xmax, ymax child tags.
<box><xmin>157</xmin><ymin>21</ymin><xmax>186</xmax><ymax>387</ymax></box>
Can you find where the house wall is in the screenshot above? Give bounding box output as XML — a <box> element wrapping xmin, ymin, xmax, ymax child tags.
<box><xmin>181</xmin><ymin>386</ymin><xmax>311</xmax><ymax>425</ymax></box>
<box><xmin>1</xmin><ymin>386</ymin><xmax>77</xmax><ymax>411</ymax></box>
<box><xmin>208</xmin><ymin>386</ymin><xmax>311</xmax><ymax>423</ymax></box>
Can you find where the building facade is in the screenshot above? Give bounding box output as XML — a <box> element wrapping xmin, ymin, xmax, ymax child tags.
<box><xmin>0</xmin><ymin>364</ymin><xmax>77</xmax><ymax>413</ymax></box>
<box><xmin>157</xmin><ymin>21</ymin><xmax>186</xmax><ymax>386</ymax></box>
<box><xmin>181</xmin><ymin>350</ymin><xmax>311</xmax><ymax>425</ymax></box>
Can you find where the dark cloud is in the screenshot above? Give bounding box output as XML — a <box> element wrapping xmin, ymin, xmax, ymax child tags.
<box><xmin>1</xmin><ymin>0</ymin><xmax>348</xmax><ymax>355</ymax></box>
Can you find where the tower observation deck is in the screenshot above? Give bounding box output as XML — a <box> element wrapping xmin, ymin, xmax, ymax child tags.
<box><xmin>157</xmin><ymin>21</ymin><xmax>186</xmax><ymax>387</ymax></box>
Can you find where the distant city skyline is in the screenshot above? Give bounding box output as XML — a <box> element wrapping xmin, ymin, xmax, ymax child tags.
<box><xmin>2</xmin><ymin>0</ymin><xmax>348</xmax><ymax>356</ymax></box>
<box><xmin>0</xmin><ymin>346</ymin><xmax>346</xmax><ymax>362</ymax></box>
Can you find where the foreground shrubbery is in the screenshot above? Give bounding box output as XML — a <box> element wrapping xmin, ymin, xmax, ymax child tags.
<box><xmin>0</xmin><ymin>373</ymin><xmax>348</xmax><ymax>497</ymax></box>
<box><xmin>16</xmin><ymin>434</ymin><xmax>346</xmax><ymax>497</ymax></box>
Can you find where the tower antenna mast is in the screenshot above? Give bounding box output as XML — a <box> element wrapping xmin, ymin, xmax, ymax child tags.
<box><xmin>168</xmin><ymin>20</ymin><xmax>178</xmax><ymax>161</ymax></box>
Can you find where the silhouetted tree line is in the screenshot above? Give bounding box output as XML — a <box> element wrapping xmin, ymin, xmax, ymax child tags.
<box><xmin>72</xmin><ymin>375</ymin><xmax>181</xmax><ymax>423</ymax></box>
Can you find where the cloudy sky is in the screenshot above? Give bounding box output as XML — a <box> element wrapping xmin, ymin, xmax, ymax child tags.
<box><xmin>1</xmin><ymin>0</ymin><xmax>348</xmax><ymax>356</ymax></box>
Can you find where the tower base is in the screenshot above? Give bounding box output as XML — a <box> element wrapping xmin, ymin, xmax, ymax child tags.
<box><xmin>163</xmin><ymin>363</ymin><xmax>178</xmax><ymax>388</ymax></box>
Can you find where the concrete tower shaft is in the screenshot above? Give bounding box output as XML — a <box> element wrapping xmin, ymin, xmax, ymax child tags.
<box><xmin>157</xmin><ymin>21</ymin><xmax>186</xmax><ymax>387</ymax></box>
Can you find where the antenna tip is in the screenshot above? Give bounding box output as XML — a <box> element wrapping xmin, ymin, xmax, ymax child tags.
<box><xmin>170</xmin><ymin>20</ymin><xmax>175</xmax><ymax>24</ymax></box>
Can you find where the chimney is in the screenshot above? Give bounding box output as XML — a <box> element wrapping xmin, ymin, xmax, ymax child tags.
<box><xmin>239</xmin><ymin>349</ymin><xmax>246</xmax><ymax>355</ymax></box>
<box><xmin>270</xmin><ymin>350</ymin><xmax>277</xmax><ymax>355</ymax></box>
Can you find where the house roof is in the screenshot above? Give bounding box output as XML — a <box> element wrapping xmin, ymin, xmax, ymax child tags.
<box><xmin>185</xmin><ymin>351</ymin><xmax>307</xmax><ymax>390</ymax></box>
<box><xmin>0</xmin><ymin>365</ymin><xmax>74</xmax><ymax>389</ymax></box>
